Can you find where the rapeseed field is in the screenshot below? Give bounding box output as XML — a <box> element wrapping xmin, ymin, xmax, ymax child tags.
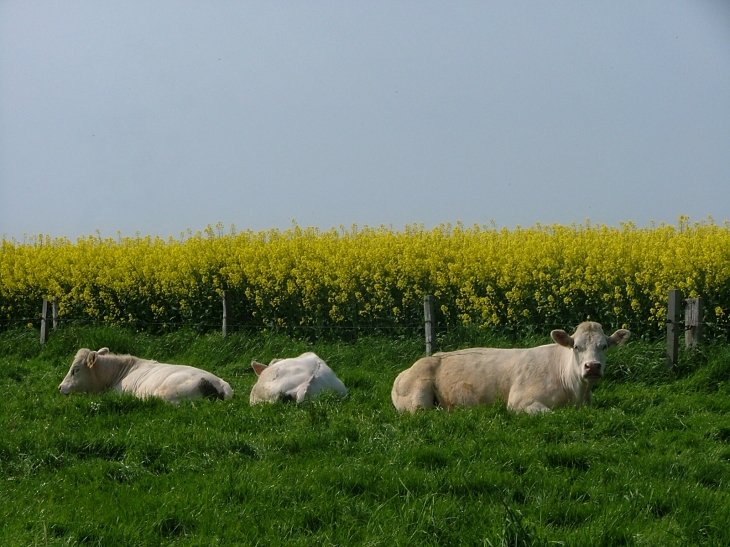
<box><xmin>2</xmin><ymin>217</ymin><xmax>729</xmax><ymax>337</ymax></box>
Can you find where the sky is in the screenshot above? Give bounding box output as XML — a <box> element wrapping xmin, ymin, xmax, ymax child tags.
<box><xmin>1</xmin><ymin>1</ymin><xmax>730</xmax><ymax>241</ymax></box>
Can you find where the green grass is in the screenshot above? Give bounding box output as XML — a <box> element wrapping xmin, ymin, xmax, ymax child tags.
<box><xmin>2</xmin><ymin>326</ymin><xmax>730</xmax><ymax>546</ymax></box>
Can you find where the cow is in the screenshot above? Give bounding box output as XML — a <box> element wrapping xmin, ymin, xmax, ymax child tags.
<box><xmin>249</xmin><ymin>352</ymin><xmax>348</xmax><ymax>404</ymax></box>
<box><xmin>59</xmin><ymin>348</ymin><xmax>233</xmax><ymax>404</ymax></box>
<box><xmin>391</xmin><ymin>321</ymin><xmax>630</xmax><ymax>414</ymax></box>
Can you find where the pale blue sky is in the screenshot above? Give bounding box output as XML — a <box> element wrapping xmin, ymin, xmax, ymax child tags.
<box><xmin>2</xmin><ymin>1</ymin><xmax>729</xmax><ymax>240</ymax></box>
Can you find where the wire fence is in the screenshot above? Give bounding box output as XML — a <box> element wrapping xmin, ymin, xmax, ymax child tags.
<box><xmin>4</xmin><ymin>292</ymin><xmax>728</xmax><ymax>350</ymax></box>
<box><xmin>0</xmin><ymin>310</ymin><xmax>641</xmax><ymax>332</ymax></box>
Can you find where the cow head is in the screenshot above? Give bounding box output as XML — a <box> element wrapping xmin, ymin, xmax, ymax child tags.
<box><xmin>58</xmin><ymin>347</ymin><xmax>110</xmax><ymax>395</ymax></box>
<box><xmin>551</xmin><ymin>322</ymin><xmax>630</xmax><ymax>382</ymax></box>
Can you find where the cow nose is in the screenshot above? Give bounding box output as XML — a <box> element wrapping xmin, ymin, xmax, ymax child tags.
<box><xmin>584</xmin><ymin>361</ymin><xmax>602</xmax><ymax>375</ymax></box>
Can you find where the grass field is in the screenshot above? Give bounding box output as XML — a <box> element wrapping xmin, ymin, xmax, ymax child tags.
<box><xmin>1</xmin><ymin>326</ymin><xmax>730</xmax><ymax>546</ymax></box>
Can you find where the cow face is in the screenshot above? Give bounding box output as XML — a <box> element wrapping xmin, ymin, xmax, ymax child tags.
<box><xmin>58</xmin><ymin>348</ymin><xmax>109</xmax><ymax>395</ymax></box>
<box><xmin>551</xmin><ymin>322</ymin><xmax>630</xmax><ymax>381</ymax></box>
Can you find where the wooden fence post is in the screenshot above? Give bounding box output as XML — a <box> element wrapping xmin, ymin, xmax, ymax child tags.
<box><xmin>40</xmin><ymin>299</ymin><xmax>50</xmax><ymax>345</ymax></box>
<box><xmin>424</xmin><ymin>295</ymin><xmax>435</xmax><ymax>356</ymax></box>
<box><xmin>222</xmin><ymin>290</ymin><xmax>232</xmax><ymax>337</ymax></box>
<box><xmin>685</xmin><ymin>297</ymin><xmax>703</xmax><ymax>349</ymax></box>
<box><xmin>666</xmin><ymin>289</ymin><xmax>682</xmax><ymax>369</ymax></box>
<box><xmin>52</xmin><ymin>296</ymin><xmax>59</xmax><ymax>331</ymax></box>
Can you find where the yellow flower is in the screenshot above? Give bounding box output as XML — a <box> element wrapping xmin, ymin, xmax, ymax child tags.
<box><xmin>2</xmin><ymin>217</ymin><xmax>729</xmax><ymax>335</ymax></box>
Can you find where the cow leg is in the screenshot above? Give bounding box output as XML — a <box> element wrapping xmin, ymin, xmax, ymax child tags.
<box><xmin>508</xmin><ymin>389</ymin><xmax>552</xmax><ymax>414</ymax></box>
<box><xmin>154</xmin><ymin>375</ymin><xmax>209</xmax><ymax>403</ymax></box>
<box><xmin>521</xmin><ymin>401</ymin><xmax>552</xmax><ymax>414</ymax></box>
<box><xmin>391</xmin><ymin>372</ymin><xmax>436</xmax><ymax>412</ymax></box>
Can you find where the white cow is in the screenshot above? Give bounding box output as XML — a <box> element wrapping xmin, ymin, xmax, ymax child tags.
<box><xmin>391</xmin><ymin>321</ymin><xmax>630</xmax><ymax>414</ymax></box>
<box><xmin>249</xmin><ymin>352</ymin><xmax>348</xmax><ymax>404</ymax></box>
<box><xmin>59</xmin><ymin>348</ymin><xmax>233</xmax><ymax>403</ymax></box>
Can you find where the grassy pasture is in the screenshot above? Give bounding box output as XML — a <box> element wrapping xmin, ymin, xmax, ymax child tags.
<box><xmin>1</xmin><ymin>326</ymin><xmax>730</xmax><ymax>546</ymax></box>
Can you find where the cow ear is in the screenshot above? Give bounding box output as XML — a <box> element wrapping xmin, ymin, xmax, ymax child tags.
<box><xmin>551</xmin><ymin>329</ymin><xmax>574</xmax><ymax>348</ymax></box>
<box><xmin>87</xmin><ymin>351</ymin><xmax>98</xmax><ymax>368</ymax></box>
<box><xmin>97</xmin><ymin>347</ymin><xmax>110</xmax><ymax>355</ymax></box>
<box><xmin>608</xmin><ymin>329</ymin><xmax>631</xmax><ymax>348</ymax></box>
<box><xmin>251</xmin><ymin>361</ymin><xmax>268</xmax><ymax>376</ymax></box>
